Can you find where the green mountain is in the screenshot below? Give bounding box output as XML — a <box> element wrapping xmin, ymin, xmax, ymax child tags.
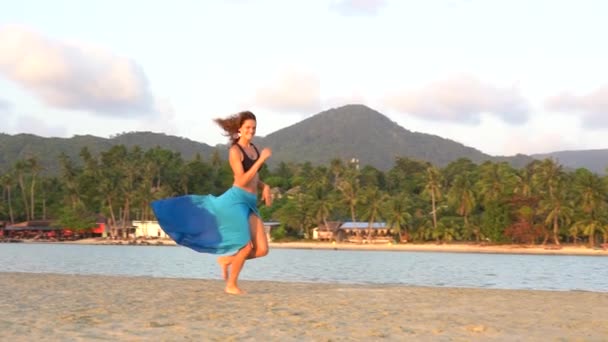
<box><xmin>1</xmin><ymin>104</ymin><xmax>606</xmax><ymax>174</ymax></box>
<box><xmin>531</xmin><ymin>149</ymin><xmax>608</xmax><ymax>174</ymax></box>
<box><xmin>0</xmin><ymin>132</ymin><xmax>219</xmax><ymax>175</ymax></box>
<box><xmin>256</xmin><ymin>104</ymin><xmax>533</xmax><ymax>170</ymax></box>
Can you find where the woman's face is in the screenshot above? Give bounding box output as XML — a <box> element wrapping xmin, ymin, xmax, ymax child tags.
<box><xmin>239</xmin><ymin>119</ymin><xmax>257</xmax><ymax>140</ymax></box>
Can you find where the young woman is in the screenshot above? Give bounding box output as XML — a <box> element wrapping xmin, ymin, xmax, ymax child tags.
<box><xmin>151</xmin><ymin>111</ymin><xmax>272</xmax><ymax>294</ymax></box>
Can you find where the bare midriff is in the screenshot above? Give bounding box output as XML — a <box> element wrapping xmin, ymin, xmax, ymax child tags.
<box><xmin>234</xmin><ymin>173</ymin><xmax>259</xmax><ymax>194</ymax></box>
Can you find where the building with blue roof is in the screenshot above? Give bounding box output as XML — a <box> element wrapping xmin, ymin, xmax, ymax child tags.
<box><xmin>313</xmin><ymin>221</ymin><xmax>393</xmax><ymax>243</ymax></box>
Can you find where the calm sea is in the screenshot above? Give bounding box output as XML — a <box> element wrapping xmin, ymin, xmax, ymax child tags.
<box><xmin>0</xmin><ymin>244</ymin><xmax>606</xmax><ymax>292</ymax></box>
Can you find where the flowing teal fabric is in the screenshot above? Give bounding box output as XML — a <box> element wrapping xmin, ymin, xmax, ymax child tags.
<box><xmin>151</xmin><ymin>186</ymin><xmax>258</xmax><ymax>255</ymax></box>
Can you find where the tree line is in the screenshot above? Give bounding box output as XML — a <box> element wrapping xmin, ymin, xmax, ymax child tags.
<box><xmin>1</xmin><ymin>145</ymin><xmax>607</xmax><ymax>246</ymax></box>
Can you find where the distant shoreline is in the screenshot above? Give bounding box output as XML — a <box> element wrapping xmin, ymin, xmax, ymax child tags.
<box><xmin>8</xmin><ymin>238</ymin><xmax>607</xmax><ymax>256</ymax></box>
<box><xmin>269</xmin><ymin>241</ymin><xmax>608</xmax><ymax>256</ymax></box>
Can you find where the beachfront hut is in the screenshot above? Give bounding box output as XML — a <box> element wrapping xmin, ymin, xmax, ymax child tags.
<box><xmin>3</xmin><ymin>217</ymin><xmax>108</xmax><ymax>240</ymax></box>
<box><xmin>337</xmin><ymin>222</ymin><xmax>393</xmax><ymax>243</ymax></box>
<box><xmin>132</xmin><ymin>220</ymin><xmax>169</xmax><ymax>239</ymax></box>
<box><xmin>4</xmin><ymin>220</ymin><xmax>59</xmax><ymax>239</ymax></box>
<box><xmin>112</xmin><ymin>221</ymin><xmax>138</xmax><ymax>239</ymax></box>
<box><xmin>311</xmin><ymin>221</ymin><xmax>393</xmax><ymax>243</ymax></box>
<box><xmin>312</xmin><ymin>221</ymin><xmax>343</xmax><ymax>241</ymax></box>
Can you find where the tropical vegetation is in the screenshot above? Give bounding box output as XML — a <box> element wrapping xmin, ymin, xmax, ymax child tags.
<box><xmin>1</xmin><ymin>145</ymin><xmax>607</xmax><ymax>247</ymax></box>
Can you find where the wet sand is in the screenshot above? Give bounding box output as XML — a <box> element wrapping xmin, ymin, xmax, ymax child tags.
<box><xmin>1</xmin><ymin>272</ymin><xmax>607</xmax><ymax>341</ymax></box>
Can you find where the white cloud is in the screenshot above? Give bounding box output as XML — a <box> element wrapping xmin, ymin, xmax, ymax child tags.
<box><xmin>252</xmin><ymin>68</ymin><xmax>321</xmax><ymax>114</ymax></box>
<box><xmin>384</xmin><ymin>75</ymin><xmax>530</xmax><ymax>125</ymax></box>
<box><xmin>0</xmin><ymin>97</ymin><xmax>11</xmax><ymax>115</ymax></box>
<box><xmin>137</xmin><ymin>97</ymin><xmax>179</xmax><ymax>135</ymax></box>
<box><xmin>14</xmin><ymin>115</ymin><xmax>68</xmax><ymax>137</ymax></box>
<box><xmin>502</xmin><ymin>132</ymin><xmax>574</xmax><ymax>156</ymax></box>
<box><xmin>0</xmin><ymin>25</ymin><xmax>157</xmax><ymax>117</ymax></box>
<box><xmin>545</xmin><ymin>85</ymin><xmax>608</xmax><ymax>128</ymax></box>
<box><xmin>330</xmin><ymin>0</ymin><xmax>387</xmax><ymax>16</ymax></box>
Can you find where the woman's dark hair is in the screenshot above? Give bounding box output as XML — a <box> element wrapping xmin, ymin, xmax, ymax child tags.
<box><xmin>214</xmin><ymin>111</ymin><xmax>257</xmax><ymax>145</ymax></box>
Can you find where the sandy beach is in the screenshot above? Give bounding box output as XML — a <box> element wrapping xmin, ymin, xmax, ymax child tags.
<box><xmin>1</xmin><ymin>272</ymin><xmax>606</xmax><ymax>341</ymax></box>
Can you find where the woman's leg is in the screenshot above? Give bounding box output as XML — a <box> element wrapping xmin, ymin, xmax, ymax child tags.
<box><xmin>217</xmin><ymin>255</ymin><xmax>231</xmax><ymax>280</ymax></box>
<box><xmin>224</xmin><ymin>242</ymin><xmax>252</xmax><ymax>295</ymax></box>
<box><xmin>248</xmin><ymin>214</ymin><xmax>269</xmax><ymax>259</ymax></box>
<box><xmin>217</xmin><ymin>214</ymin><xmax>267</xmax><ymax>280</ymax></box>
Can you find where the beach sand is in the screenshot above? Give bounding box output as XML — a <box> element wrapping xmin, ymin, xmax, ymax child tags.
<box><xmin>1</xmin><ymin>273</ymin><xmax>606</xmax><ymax>341</ymax></box>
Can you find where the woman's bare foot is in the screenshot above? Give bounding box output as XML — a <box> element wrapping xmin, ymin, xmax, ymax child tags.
<box><xmin>217</xmin><ymin>256</ymin><xmax>232</xmax><ymax>280</ymax></box>
<box><xmin>224</xmin><ymin>285</ymin><xmax>246</xmax><ymax>295</ymax></box>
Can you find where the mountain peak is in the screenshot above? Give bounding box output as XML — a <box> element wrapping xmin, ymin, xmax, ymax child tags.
<box><xmin>258</xmin><ymin>104</ymin><xmax>496</xmax><ymax>170</ymax></box>
<box><xmin>317</xmin><ymin>103</ymin><xmax>388</xmax><ymax>119</ymax></box>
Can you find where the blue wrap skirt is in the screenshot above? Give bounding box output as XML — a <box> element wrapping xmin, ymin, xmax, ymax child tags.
<box><xmin>150</xmin><ymin>186</ymin><xmax>259</xmax><ymax>255</ymax></box>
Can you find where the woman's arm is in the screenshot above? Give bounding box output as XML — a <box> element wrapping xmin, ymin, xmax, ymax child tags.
<box><xmin>257</xmin><ymin>179</ymin><xmax>267</xmax><ymax>190</ymax></box>
<box><xmin>258</xmin><ymin>179</ymin><xmax>273</xmax><ymax>206</ymax></box>
<box><xmin>229</xmin><ymin>146</ymin><xmax>271</xmax><ymax>187</ymax></box>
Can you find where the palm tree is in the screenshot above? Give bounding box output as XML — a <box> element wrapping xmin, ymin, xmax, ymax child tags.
<box><xmin>571</xmin><ymin>220</ymin><xmax>607</xmax><ymax>248</ymax></box>
<box><xmin>514</xmin><ymin>167</ymin><xmax>534</xmax><ymax>197</ymax></box>
<box><xmin>274</xmin><ymin>161</ymin><xmax>294</xmax><ymax>191</ymax></box>
<box><xmin>572</xmin><ymin>170</ymin><xmax>607</xmax><ymax>247</ymax></box>
<box><xmin>39</xmin><ymin>178</ymin><xmax>50</xmax><ymax>220</ymax></box>
<box><xmin>136</xmin><ymin>157</ymin><xmax>158</xmax><ymax>222</ymax></box>
<box><xmin>540</xmin><ymin>184</ymin><xmax>573</xmax><ymax>245</ymax></box>
<box><xmin>14</xmin><ymin>160</ymin><xmax>30</xmax><ymax>221</ymax></box>
<box><xmin>309</xmin><ymin>187</ymin><xmax>334</xmax><ymax>233</ymax></box>
<box><xmin>576</xmin><ymin>170</ymin><xmax>604</xmax><ymax>216</ymax></box>
<box><xmin>27</xmin><ymin>157</ymin><xmax>42</xmax><ymax>220</ymax></box>
<box><xmin>100</xmin><ymin>146</ymin><xmax>128</xmax><ymax>238</ymax></box>
<box><xmin>179</xmin><ymin>163</ymin><xmax>191</xmax><ymax>195</ymax></box>
<box><xmin>437</xmin><ymin>217</ymin><xmax>461</xmax><ymax>243</ymax></box>
<box><xmin>330</xmin><ymin>158</ymin><xmax>344</xmax><ymax>188</ymax></box>
<box><xmin>423</xmin><ymin>166</ymin><xmax>442</xmax><ymax>231</ymax></box>
<box><xmin>448</xmin><ymin>173</ymin><xmax>477</xmax><ymax>241</ymax></box>
<box><xmin>384</xmin><ymin>193</ymin><xmax>412</xmax><ymax>241</ymax></box>
<box><xmin>277</xmin><ymin>192</ymin><xmax>314</xmax><ymax>238</ymax></box>
<box><xmin>99</xmin><ymin>175</ymin><xmax>119</xmax><ymax>238</ymax></box>
<box><xmin>534</xmin><ymin>159</ymin><xmax>566</xmax><ymax>244</ymax></box>
<box><xmin>145</xmin><ymin>147</ymin><xmax>176</xmax><ymax>190</ymax></box>
<box><xmin>1</xmin><ymin>171</ymin><xmax>15</xmax><ymax>223</ymax></box>
<box><xmin>337</xmin><ymin>169</ymin><xmax>360</xmax><ymax>224</ymax></box>
<box><xmin>210</xmin><ymin>149</ymin><xmax>222</xmax><ymax>169</ymax></box>
<box><xmin>477</xmin><ymin>162</ymin><xmax>514</xmax><ymax>205</ymax></box>
<box><xmin>118</xmin><ymin>147</ymin><xmax>143</xmax><ymax>237</ymax></box>
<box><xmin>534</xmin><ymin>158</ymin><xmax>563</xmax><ymax>201</ymax></box>
<box><xmin>361</xmin><ymin>186</ymin><xmax>389</xmax><ymax>240</ymax></box>
<box><xmin>307</xmin><ymin>167</ymin><xmax>330</xmax><ymax>194</ymax></box>
<box><xmin>78</xmin><ymin>147</ymin><xmax>102</xmax><ymax>210</ymax></box>
<box><xmin>59</xmin><ymin>153</ymin><xmax>81</xmax><ymax>209</ymax></box>
<box><xmin>415</xmin><ymin>216</ymin><xmax>435</xmax><ymax>242</ymax></box>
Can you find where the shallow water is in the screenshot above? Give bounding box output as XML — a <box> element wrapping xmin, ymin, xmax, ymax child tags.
<box><xmin>0</xmin><ymin>243</ymin><xmax>606</xmax><ymax>292</ymax></box>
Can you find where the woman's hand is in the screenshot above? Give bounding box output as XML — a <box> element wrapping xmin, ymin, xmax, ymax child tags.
<box><xmin>262</xmin><ymin>184</ymin><xmax>272</xmax><ymax>206</ymax></box>
<box><xmin>260</xmin><ymin>147</ymin><xmax>272</xmax><ymax>161</ymax></box>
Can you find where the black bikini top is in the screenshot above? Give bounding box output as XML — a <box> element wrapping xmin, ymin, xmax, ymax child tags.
<box><xmin>235</xmin><ymin>143</ymin><xmax>260</xmax><ymax>172</ymax></box>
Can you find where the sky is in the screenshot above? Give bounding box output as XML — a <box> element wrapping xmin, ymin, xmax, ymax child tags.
<box><xmin>1</xmin><ymin>0</ymin><xmax>607</xmax><ymax>156</ymax></box>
